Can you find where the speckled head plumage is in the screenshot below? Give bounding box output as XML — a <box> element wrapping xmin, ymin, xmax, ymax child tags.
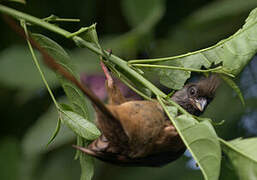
<box><xmin>171</xmin><ymin>75</ymin><xmax>220</xmax><ymax>116</ymax></box>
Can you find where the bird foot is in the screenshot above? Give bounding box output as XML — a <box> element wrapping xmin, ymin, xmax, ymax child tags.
<box><xmin>100</xmin><ymin>61</ymin><xmax>114</xmax><ymax>89</ymax></box>
<box><xmin>100</xmin><ymin>60</ymin><xmax>126</xmax><ymax>105</ymax></box>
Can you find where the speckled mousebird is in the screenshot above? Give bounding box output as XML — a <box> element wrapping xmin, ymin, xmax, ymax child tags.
<box><xmin>4</xmin><ymin>16</ymin><xmax>220</xmax><ymax>167</ymax></box>
<box><xmin>73</xmin><ymin>62</ymin><xmax>220</xmax><ymax>167</ymax></box>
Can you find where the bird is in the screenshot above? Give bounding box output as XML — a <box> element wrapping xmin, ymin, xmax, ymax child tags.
<box><xmin>3</xmin><ymin>16</ymin><xmax>220</xmax><ymax>167</ymax></box>
<box><xmin>73</xmin><ymin>62</ymin><xmax>220</xmax><ymax>167</ymax></box>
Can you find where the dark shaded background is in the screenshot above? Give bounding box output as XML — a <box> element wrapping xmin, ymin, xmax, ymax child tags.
<box><xmin>0</xmin><ymin>0</ymin><xmax>257</xmax><ymax>180</ymax></box>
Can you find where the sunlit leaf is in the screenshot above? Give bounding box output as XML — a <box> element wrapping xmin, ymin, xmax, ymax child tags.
<box><xmin>158</xmin><ymin>60</ymin><xmax>190</xmax><ymax>90</ymax></box>
<box><xmin>32</xmin><ymin>33</ymin><xmax>90</xmax><ymax>118</ymax></box>
<box><xmin>154</xmin><ymin>0</ymin><xmax>257</xmax><ymax>59</ymax></box>
<box><xmin>59</xmin><ymin>110</ymin><xmax>100</xmax><ymax>141</ymax></box>
<box><xmin>221</xmin><ymin>138</ymin><xmax>257</xmax><ymax>180</ymax></box>
<box><xmin>132</xmin><ymin>7</ymin><xmax>257</xmax><ymax>89</ymax></box>
<box><xmin>174</xmin><ymin>115</ymin><xmax>221</xmax><ymax>180</ymax></box>
<box><xmin>31</xmin><ymin>33</ymin><xmax>97</xmax><ymax>180</ymax></box>
<box><xmin>159</xmin><ymin>97</ymin><xmax>221</xmax><ymax>180</ymax></box>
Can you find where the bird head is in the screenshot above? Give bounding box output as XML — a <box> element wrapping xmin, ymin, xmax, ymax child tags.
<box><xmin>171</xmin><ymin>75</ymin><xmax>220</xmax><ymax>116</ymax></box>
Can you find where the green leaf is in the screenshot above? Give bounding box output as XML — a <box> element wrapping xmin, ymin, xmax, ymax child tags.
<box><xmin>131</xmin><ymin>7</ymin><xmax>257</xmax><ymax>89</ymax></box>
<box><xmin>80</xmin><ymin>152</ymin><xmax>94</xmax><ymax>180</ymax></box>
<box><xmin>159</xmin><ymin>97</ymin><xmax>221</xmax><ymax>180</ymax></box>
<box><xmin>221</xmin><ymin>138</ymin><xmax>257</xmax><ymax>180</ymax></box>
<box><xmin>175</xmin><ymin>115</ymin><xmax>221</xmax><ymax>180</ymax></box>
<box><xmin>5</xmin><ymin>0</ymin><xmax>26</xmax><ymax>4</ymax></box>
<box><xmin>81</xmin><ymin>24</ymin><xmax>100</xmax><ymax>47</ymax></box>
<box><xmin>166</xmin><ymin>105</ymin><xmax>178</xmax><ymax>119</ymax></box>
<box><xmin>22</xmin><ymin>101</ymin><xmax>75</xmax><ymax>156</ymax></box>
<box><xmin>153</xmin><ymin>0</ymin><xmax>257</xmax><ymax>61</ymax></box>
<box><xmin>31</xmin><ymin>33</ymin><xmax>96</xmax><ymax>180</ymax></box>
<box><xmin>47</xmin><ymin>117</ymin><xmax>62</xmax><ymax>146</ymax></box>
<box><xmin>0</xmin><ymin>45</ymin><xmax>57</xmax><ymax>92</ymax></box>
<box><xmin>78</xmin><ymin>137</ymin><xmax>95</xmax><ymax>180</ymax></box>
<box><xmin>31</xmin><ymin>34</ymin><xmax>77</xmax><ymax>76</ymax></box>
<box><xmin>70</xmin><ymin>24</ymin><xmax>100</xmax><ymax>48</ymax></box>
<box><xmin>59</xmin><ymin>110</ymin><xmax>100</xmax><ymax>141</ymax></box>
<box><xmin>159</xmin><ymin>96</ymin><xmax>221</xmax><ymax>180</ymax></box>
<box><xmin>32</xmin><ymin>33</ymin><xmax>89</xmax><ymax>119</ymax></box>
<box><xmin>220</xmin><ymin>75</ymin><xmax>245</xmax><ymax>106</ymax></box>
<box><xmin>219</xmin><ymin>155</ymin><xmax>239</xmax><ymax>180</ymax></box>
<box><xmin>158</xmin><ymin>60</ymin><xmax>191</xmax><ymax>89</ymax></box>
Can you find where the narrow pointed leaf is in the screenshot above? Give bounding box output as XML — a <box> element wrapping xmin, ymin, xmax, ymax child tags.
<box><xmin>47</xmin><ymin>117</ymin><xmax>62</xmax><ymax>146</ymax></box>
<box><xmin>220</xmin><ymin>75</ymin><xmax>245</xmax><ymax>106</ymax></box>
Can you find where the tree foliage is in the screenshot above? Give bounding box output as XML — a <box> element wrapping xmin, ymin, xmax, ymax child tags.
<box><xmin>0</xmin><ymin>1</ymin><xmax>257</xmax><ymax>180</ymax></box>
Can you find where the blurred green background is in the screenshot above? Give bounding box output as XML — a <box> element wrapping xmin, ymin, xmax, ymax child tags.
<box><xmin>0</xmin><ymin>0</ymin><xmax>257</xmax><ymax>180</ymax></box>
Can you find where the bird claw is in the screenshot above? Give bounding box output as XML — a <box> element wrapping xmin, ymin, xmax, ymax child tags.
<box><xmin>100</xmin><ymin>60</ymin><xmax>126</xmax><ymax>105</ymax></box>
<box><xmin>100</xmin><ymin>61</ymin><xmax>114</xmax><ymax>88</ymax></box>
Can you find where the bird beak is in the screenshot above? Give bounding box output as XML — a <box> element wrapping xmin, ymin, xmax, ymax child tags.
<box><xmin>194</xmin><ymin>98</ymin><xmax>207</xmax><ymax>111</ymax></box>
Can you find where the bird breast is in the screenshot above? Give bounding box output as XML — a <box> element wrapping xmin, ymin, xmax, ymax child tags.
<box><xmin>107</xmin><ymin>100</ymin><xmax>180</xmax><ymax>158</ymax></box>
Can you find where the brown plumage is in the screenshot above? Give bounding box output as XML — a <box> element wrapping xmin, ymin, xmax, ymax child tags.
<box><xmin>171</xmin><ymin>75</ymin><xmax>220</xmax><ymax>116</ymax></box>
<box><xmin>73</xmin><ymin>63</ymin><xmax>220</xmax><ymax>167</ymax></box>
<box><xmin>4</xmin><ymin>16</ymin><xmax>219</xmax><ymax>167</ymax></box>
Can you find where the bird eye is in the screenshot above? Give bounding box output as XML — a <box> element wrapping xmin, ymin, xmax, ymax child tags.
<box><xmin>188</xmin><ymin>86</ymin><xmax>197</xmax><ymax>96</ymax></box>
